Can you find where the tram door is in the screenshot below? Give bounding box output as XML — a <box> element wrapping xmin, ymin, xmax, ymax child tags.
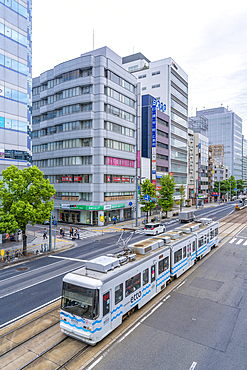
<box><xmin>102</xmin><ymin>290</ymin><xmax>112</xmax><ymax>333</ymax></box>
<box><xmin>187</xmin><ymin>244</ymin><xmax>192</xmax><ymax>267</ymax></box>
<box><xmin>151</xmin><ymin>264</ymin><xmax>157</xmax><ymax>297</ymax></box>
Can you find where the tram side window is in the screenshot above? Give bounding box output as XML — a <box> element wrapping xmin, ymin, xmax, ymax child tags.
<box><xmin>215</xmin><ymin>228</ymin><xmax>218</xmax><ymax>236</ymax></box>
<box><xmin>103</xmin><ymin>291</ymin><xmax>110</xmax><ymax>316</ymax></box>
<box><xmin>143</xmin><ymin>268</ymin><xmax>149</xmax><ymax>286</ymax></box>
<box><xmin>193</xmin><ymin>241</ymin><xmax>196</xmax><ymax>252</ymax></box>
<box><xmin>125</xmin><ymin>273</ymin><xmax>141</xmax><ymax>297</ymax></box>
<box><xmin>158</xmin><ymin>257</ymin><xmax>169</xmax><ymax>274</ymax></box>
<box><xmin>174</xmin><ymin>248</ymin><xmax>182</xmax><ymax>264</ymax></box>
<box><xmin>198</xmin><ymin>236</ymin><xmax>204</xmax><ymax>248</ymax></box>
<box><xmin>210</xmin><ymin>230</ymin><xmax>214</xmax><ymax>239</ymax></box>
<box><xmin>115</xmin><ymin>283</ymin><xmax>123</xmax><ymax>305</ymax></box>
<box><xmin>204</xmin><ymin>235</ymin><xmax>207</xmax><ymax>244</ymax></box>
<box><xmin>183</xmin><ymin>246</ymin><xmax>186</xmax><ymax>259</ymax></box>
<box><xmin>151</xmin><ymin>265</ymin><xmax>156</xmax><ymax>283</ymax></box>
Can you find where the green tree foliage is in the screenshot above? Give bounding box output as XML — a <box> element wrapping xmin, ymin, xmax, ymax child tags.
<box><xmin>237</xmin><ymin>179</ymin><xmax>244</xmax><ymax>195</ymax></box>
<box><xmin>158</xmin><ymin>175</ymin><xmax>175</xmax><ymax>217</ymax></box>
<box><xmin>178</xmin><ymin>184</ymin><xmax>186</xmax><ymax>211</ymax></box>
<box><xmin>139</xmin><ymin>179</ymin><xmax>156</xmax><ymax>222</ymax></box>
<box><xmin>229</xmin><ymin>175</ymin><xmax>237</xmax><ymax>199</ymax></box>
<box><xmin>0</xmin><ymin>165</ymin><xmax>56</xmax><ymax>255</ymax></box>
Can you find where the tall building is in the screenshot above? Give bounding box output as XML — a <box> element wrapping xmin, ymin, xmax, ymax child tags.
<box><xmin>32</xmin><ymin>47</ymin><xmax>139</xmax><ymax>226</ymax></box>
<box><xmin>122</xmin><ymin>53</ymin><xmax>188</xmax><ymax>194</ymax></box>
<box><xmin>141</xmin><ymin>94</ymin><xmax>169</xmax><ymax>187</ymax></box>
<box><xmin>0</xmin><ymin>0</ymin><xmax>32</xmax><ymax>172</ymax></box>
<box><xmin>196</xmin><ymin>107</ymin><xmax>242</xmax><ymax>179</ymax></box>
<box><xmin>242</xmin><ymin>136</ymin><xmax>247</xmax><ymax>187</ymax></box>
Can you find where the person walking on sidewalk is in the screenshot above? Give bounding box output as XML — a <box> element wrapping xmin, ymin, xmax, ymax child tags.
<box><xmin>43</xmin><ymin>228</ymin><xmax>47</xmax><ymax>239</ymax></box>
<box><xmin>70</xmin><ymin>226</ymin><xmax>73</xmax><ymax>238</ymax></box>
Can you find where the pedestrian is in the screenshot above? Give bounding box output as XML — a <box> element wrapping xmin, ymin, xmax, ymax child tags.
<box><xmin>60</xmin><ymin>227</ymin><xmax>63</xmax><ymax>237</ymax></box>
<box><xmin>62</xmin><ymin>228</ymin><xmax>65</xmax><ymax>238</ymax></box>
<box><xmin>18</xmin><ymin>230</ymin><xmax>22</xmax><ymax>242</ymax></box>
<box><xmin>70</xmin><ymin>226</ymin><xmax>73</xmax><ymax>238</ymax></box>
<box><xmin>43</xmin><ymin>228</ymin><xmax>47</xmax><ymax>240</ymax></box>
<box><xmin>113</xmin><ymin>216</ymin><xmax>116</xmax><ymax>225</ymax></box>
<box><xmin>76</xmin><ymin>227</ymin><xmax>80</xmax><ymax>239</ymax></box>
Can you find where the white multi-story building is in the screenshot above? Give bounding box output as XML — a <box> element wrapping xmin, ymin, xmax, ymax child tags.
<box><xmin>122</xmin><ymin>53</ymin><xmax>188</xmax><ymax>196</ymax></box>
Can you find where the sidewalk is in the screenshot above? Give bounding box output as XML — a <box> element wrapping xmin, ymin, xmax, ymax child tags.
<box><xmin>0</xmin><ymin>200</ymin><xmax>226</xmax><ymax>268</ymax></box>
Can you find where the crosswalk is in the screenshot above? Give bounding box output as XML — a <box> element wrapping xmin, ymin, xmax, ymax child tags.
<box><xmin>229</xmin><ymin>238</ymin><xmax>247</xmax><ymax>246</ymax></box>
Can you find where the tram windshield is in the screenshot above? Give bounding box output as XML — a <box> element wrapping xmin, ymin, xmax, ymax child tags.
<box><xmin>61</xmin><ymin>282</ymin><xmax>99</xmax><ymax>320</ymax></box>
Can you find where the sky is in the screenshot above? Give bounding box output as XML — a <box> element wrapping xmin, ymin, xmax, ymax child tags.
<box><xmin>32</xmin><ymin>0</ymin><xmax>247</xmax><ymax>136</ymax></box>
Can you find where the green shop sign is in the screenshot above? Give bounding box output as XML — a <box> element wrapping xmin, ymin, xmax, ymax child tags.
<box><xmin>60</xmin><ymin>203</ymin><xmax>125</xmax><ymax>211</ymax></box>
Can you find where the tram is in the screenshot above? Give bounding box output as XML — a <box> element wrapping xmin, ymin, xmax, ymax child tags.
<box><xmin>60</xmin><ymin>218</ymin><xmax>219</xmax><ymax>345</ymax></box>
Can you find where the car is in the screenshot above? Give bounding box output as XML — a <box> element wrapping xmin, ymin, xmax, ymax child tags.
<box><xmin>144</xmin><ymin>222</ymin><xmax>165</xmax><ymax>235</ymax></box>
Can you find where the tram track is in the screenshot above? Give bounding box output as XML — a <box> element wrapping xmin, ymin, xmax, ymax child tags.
<box><xmin>1</xmin><ymin>208</ymin><xmax>247</xmax><ymax>370</ymax></box>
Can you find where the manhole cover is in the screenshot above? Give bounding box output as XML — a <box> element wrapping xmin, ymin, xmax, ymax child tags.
<box><xmin>16</xmin><ymin>267</ymin><xmax>29</xmax><ymax>271</ymax></box>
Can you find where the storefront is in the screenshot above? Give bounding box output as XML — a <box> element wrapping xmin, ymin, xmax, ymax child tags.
<box><xmin>58</xmin><ymin>203</ymin><xmax>129</xmax><ymax>225</ymax></box>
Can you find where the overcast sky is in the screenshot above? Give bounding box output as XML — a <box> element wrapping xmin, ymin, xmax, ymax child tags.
<box><xmin>32</xmin><ymin>0</ymin><xmax>247</xmax><ymax>136</ymax></box>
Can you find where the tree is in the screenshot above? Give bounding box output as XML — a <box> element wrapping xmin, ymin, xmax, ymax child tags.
<box><xmin>157</xmin><ymin>175</ymin><xmax>176</xmax><ymax>218</ymax></box>
<box><xmin>237</xmin><ymin>179</ymin><xmax>244</xmax><ymax>198</ymax></box>
<box><xmin>178</xmin><ymin>184</ymin><xmax>186</xmax><ymax>211</ymax></box>
<box><xmin>0</xmin><ymin>165</ymin><xmax>56</xmax><ymax>255</ymax></box>
<box><xmin>139</xmin><ymin>179</ymin><xmax>156</xmax><ymax>223</ymax></box>
<box><xmin>229</xmin><ymin>175</ymin><xmax>237</xmax><ymax>199</ymax></box>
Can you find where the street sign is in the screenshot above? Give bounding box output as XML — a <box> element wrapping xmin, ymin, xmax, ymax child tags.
<box><xmin>144</xmin><ymin>194</ymin><xmax>150</xmax><ymax>201</ymax></box>
<box><xmin>53</xmin><ymin>220</ymin><xmax>57</xmax><ymax>226</ymax></box>
<box><xmin>129</xmin><ymin>201</ymin><xmax>133</xmax><ymax>206</ymax></box>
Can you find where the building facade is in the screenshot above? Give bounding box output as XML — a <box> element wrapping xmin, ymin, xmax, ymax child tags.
<box><xmin>196</xmin><ymin>107</ymin><xmax>242</xmax><ymax>179</ymax></box>
<box><xmin>122</xmin><ymin>53</ymin><xmax>188</xmax><ymax>194</ymax></box>
<box><xmin>242</xmin><ymin>136</ymin><xmax>247</xmax><ymax>187</ymax></box>
<box><xmin>32</xmin><ymin>47</ymin><xmax>139</xmax><ymax>226</ymax></box>
<box><xmin>141</xmin><ymin>94</ymin><xmax>169</xmax><ymax>187</ymax></box>
<box><xmin>0</xmin><ymin>0</ymin><xmax>32</xmax><ymax>173</ymax></box>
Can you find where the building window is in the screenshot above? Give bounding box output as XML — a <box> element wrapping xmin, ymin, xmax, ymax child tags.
<box><xmin>152</xmin><ymin>71</ymin><xmax>160</xmax><ymax>76</ymax></box>
<box><xmin>105</xmin><ymin>156</ymin><xmax>135</xmax><ymax>168</ymax></box>
<box><xmin>104</xmin><ymin>139</ymin><xmax>135</xmax><ymax>153</ymax></box>
<box><xmin>152</xmin><ymin>84</ymin><xmax>160</xmax><ymax>89</ymax></box>
<box><xmin>104</xmin><ymin>192</ymin><xmax>134</xmax><ymax>201</ymax></box>
<box><xmin>142</xmin><ymin>87</ymin><xmax>147</xmax><ymax>91</ymax></box>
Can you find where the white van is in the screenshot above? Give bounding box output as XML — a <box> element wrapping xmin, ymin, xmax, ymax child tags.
<box><xmin>144</xmin><ymin>223</ymin><xmax>165</xmax><ymax>235</ymax></box>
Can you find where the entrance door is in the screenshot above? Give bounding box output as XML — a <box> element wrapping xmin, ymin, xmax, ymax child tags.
<box><xmin>187</xmin><ymin>244</ymin><xmax>192</xmax><ymax>267</ymax></box>
<box><xmin>102</xmin><ymin>290</ymin><xmax>112</xmax><ymax>333</ymax></box>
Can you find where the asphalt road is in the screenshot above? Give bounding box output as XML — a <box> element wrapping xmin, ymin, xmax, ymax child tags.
<box><xmin>0</xmin><ymin>202</ymin><xmax>235</xmax><ymax>328</ymax></box>
<box><xmin>90</xmin><ymin>213</ymin><xmax>247</xmax><ymax>370</ymax></box>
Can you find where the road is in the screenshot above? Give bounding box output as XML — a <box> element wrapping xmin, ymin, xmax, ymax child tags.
<box><xmin>0</xmin><ymin>202</ymin><xmax>235</xmax><ymax>328</ymax></box>
<box><xmin>90</xmin><ymin>211</ymin><xmax>247</xmax><ymax>370</ymax></box>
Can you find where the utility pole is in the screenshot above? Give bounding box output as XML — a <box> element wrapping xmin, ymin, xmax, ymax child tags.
<box><xmin>135</xmin><ymin>176</ymin><xmax>138</xmax><ymax>227</ymax></box>
<box><xmin>230</xmin><ymin>180</ymin><xmax>231</xmax><ymax>201</ymax></box>
<box><xmin>218</xmin><ymin>182</ymin><xmax>221</xmax><ymax>205</ymax></box>
<box><xmin>49</xmin><ymin>214</ymin><xmax>52</xmax><ymax>251</ymax></box>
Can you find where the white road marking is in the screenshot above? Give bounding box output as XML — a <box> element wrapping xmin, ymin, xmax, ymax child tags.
<box><xmin>243</xmin><ymin>240</ymin><xmax>247</xmax><ymax>246</ymax></box>
<box><xmin>0</xmin><ymin>296</ymin><xmax>61</xmax><ymax>329</ymax></box>
<box><xmin>48</xmin><ymin>255</ymin><xmax>86</xmax><ymax>262</ymax></box>
<box><xmin>189</xmin><ymin>362</ymin><xmax>197</xmax><ymax>370</ymax></box>
<box><xmin>236</xmin><ymin>239</ymin><xmax>243</xmax><ymax>245</ymax></box>
<box><xmin>0</xmin><ymin>265</ymin><xmax>82</xmax><ymax>299</ymax></box>
<box><xmin>229</xmin><ymin>238</ymin><xmax>237</xmax><ymax>244</ymax></box>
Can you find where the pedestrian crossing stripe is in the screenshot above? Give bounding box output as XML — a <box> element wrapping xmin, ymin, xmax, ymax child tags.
<box><xmin>236</xmin><ymin>239</ymin><xmax>243</xmax><ymax>245</ymax></box>
<box><xmin>229</xmin><ymin>238</ymin><xmax>247</xmax><ymax>245</ymax></box>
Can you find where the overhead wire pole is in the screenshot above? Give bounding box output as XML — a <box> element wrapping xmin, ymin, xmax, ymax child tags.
<box><xmin>196</xmin><ymin>179</ymin><xmax>198</xmax><ymax>209</ymax></box>
<box><xmin>218</xmin><ymin>181</ymin><xmax>221</xmax><ymax>205</ymax></box>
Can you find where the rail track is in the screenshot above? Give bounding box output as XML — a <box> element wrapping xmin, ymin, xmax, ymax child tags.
<box><xmin>1</xmin><ymin>208</ymin><xmax>247</xmax><ymax>370</ymax></box>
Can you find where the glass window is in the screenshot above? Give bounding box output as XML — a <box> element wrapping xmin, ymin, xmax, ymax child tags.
<box><xmin>125</xmin><ymin>273</ymin><xmax>141</xmax><ymax>297</ymax></box>
<box><xmin>183</xmin><ymin>247</ymin><xmax>186</xmax><ymax>258</ymax></box>
<box><xmin>143</xmin><ymin>268</ymin><xmax>149</xmax><ymax>286</ymax></box>
<box><xmin>174</xmin><ymin>249</ymin><xmax>182</xmax><ymax>263</ymax></box>
<box><xmin>115</xmin><ymin>283</ymin><xmax>123</xmax><ymax>305</ymax></box>
<box><xmin>158</xmin><ymin>257</ymin><xmax>169</xmax><ymax>274</ymax></box>
<box><xmin>103</xmin><ymin>291</ymin><xmax>110</xmax><ymax>316</ymax></box>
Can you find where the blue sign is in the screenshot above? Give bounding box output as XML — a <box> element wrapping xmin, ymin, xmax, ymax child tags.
<box><xmin>129</xmin><ymin>201</ymin><xmax>132</xmax><ymax>206</ymax></box>
<box><xmin>234</xmin><ymin>188</ymin><xmax>237</xmax><ymax>191</ymax></box>
<box><xmin>53</xmin><ymin>220</ymin><xmax>57</xmax><ymax>226</ymax></box>
<box><xmin>144</xmin><ymin>194</ymin><xmax>150</xmax><ymax>201</ymax></box>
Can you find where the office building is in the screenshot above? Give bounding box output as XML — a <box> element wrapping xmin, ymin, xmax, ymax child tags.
<box><xmin>141</xmin><ymin>94</ymin><xmax>169</xmax><ymax>187</ymax></box>
<box><xmin>122</xmin><ymin>53</ymin><xmax>188</xmax><ymax>194</ymax></box>
<box><xmin>242</xmin><ymin>136</ymin><xmax>247</xmax><ymax>187</ymax></box>
<box><xmin>0</xmin><ymin>0</ymin><xmax>32</xmax><ymax>173</ymax></box>
<box><xmin>32</xmin><ymin>47</ymin><xmax>139</xmax><ymax>226</ymax></box>
<box><xmin>196</xmin><ymin>107</ymin><xmax>242</xmax><ymax>179</ymax></box>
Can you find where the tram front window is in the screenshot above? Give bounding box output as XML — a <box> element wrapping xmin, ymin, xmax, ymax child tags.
<box><xmin>61</xmin><ymin>282</ymin><xmax>99</xmax><ymax>320</ymax></box>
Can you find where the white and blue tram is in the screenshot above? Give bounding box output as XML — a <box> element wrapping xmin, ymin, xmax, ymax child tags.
<box><xmin>60</xmin><ymin>218</ymin><xmax>219</xmax><ymax>345</ymax></box>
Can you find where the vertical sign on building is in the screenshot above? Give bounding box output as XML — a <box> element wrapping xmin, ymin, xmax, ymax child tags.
<box><xmin>151</xmin><ymin>98</ymin><xmax>157</xmax><ymax>186</ymax></box>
